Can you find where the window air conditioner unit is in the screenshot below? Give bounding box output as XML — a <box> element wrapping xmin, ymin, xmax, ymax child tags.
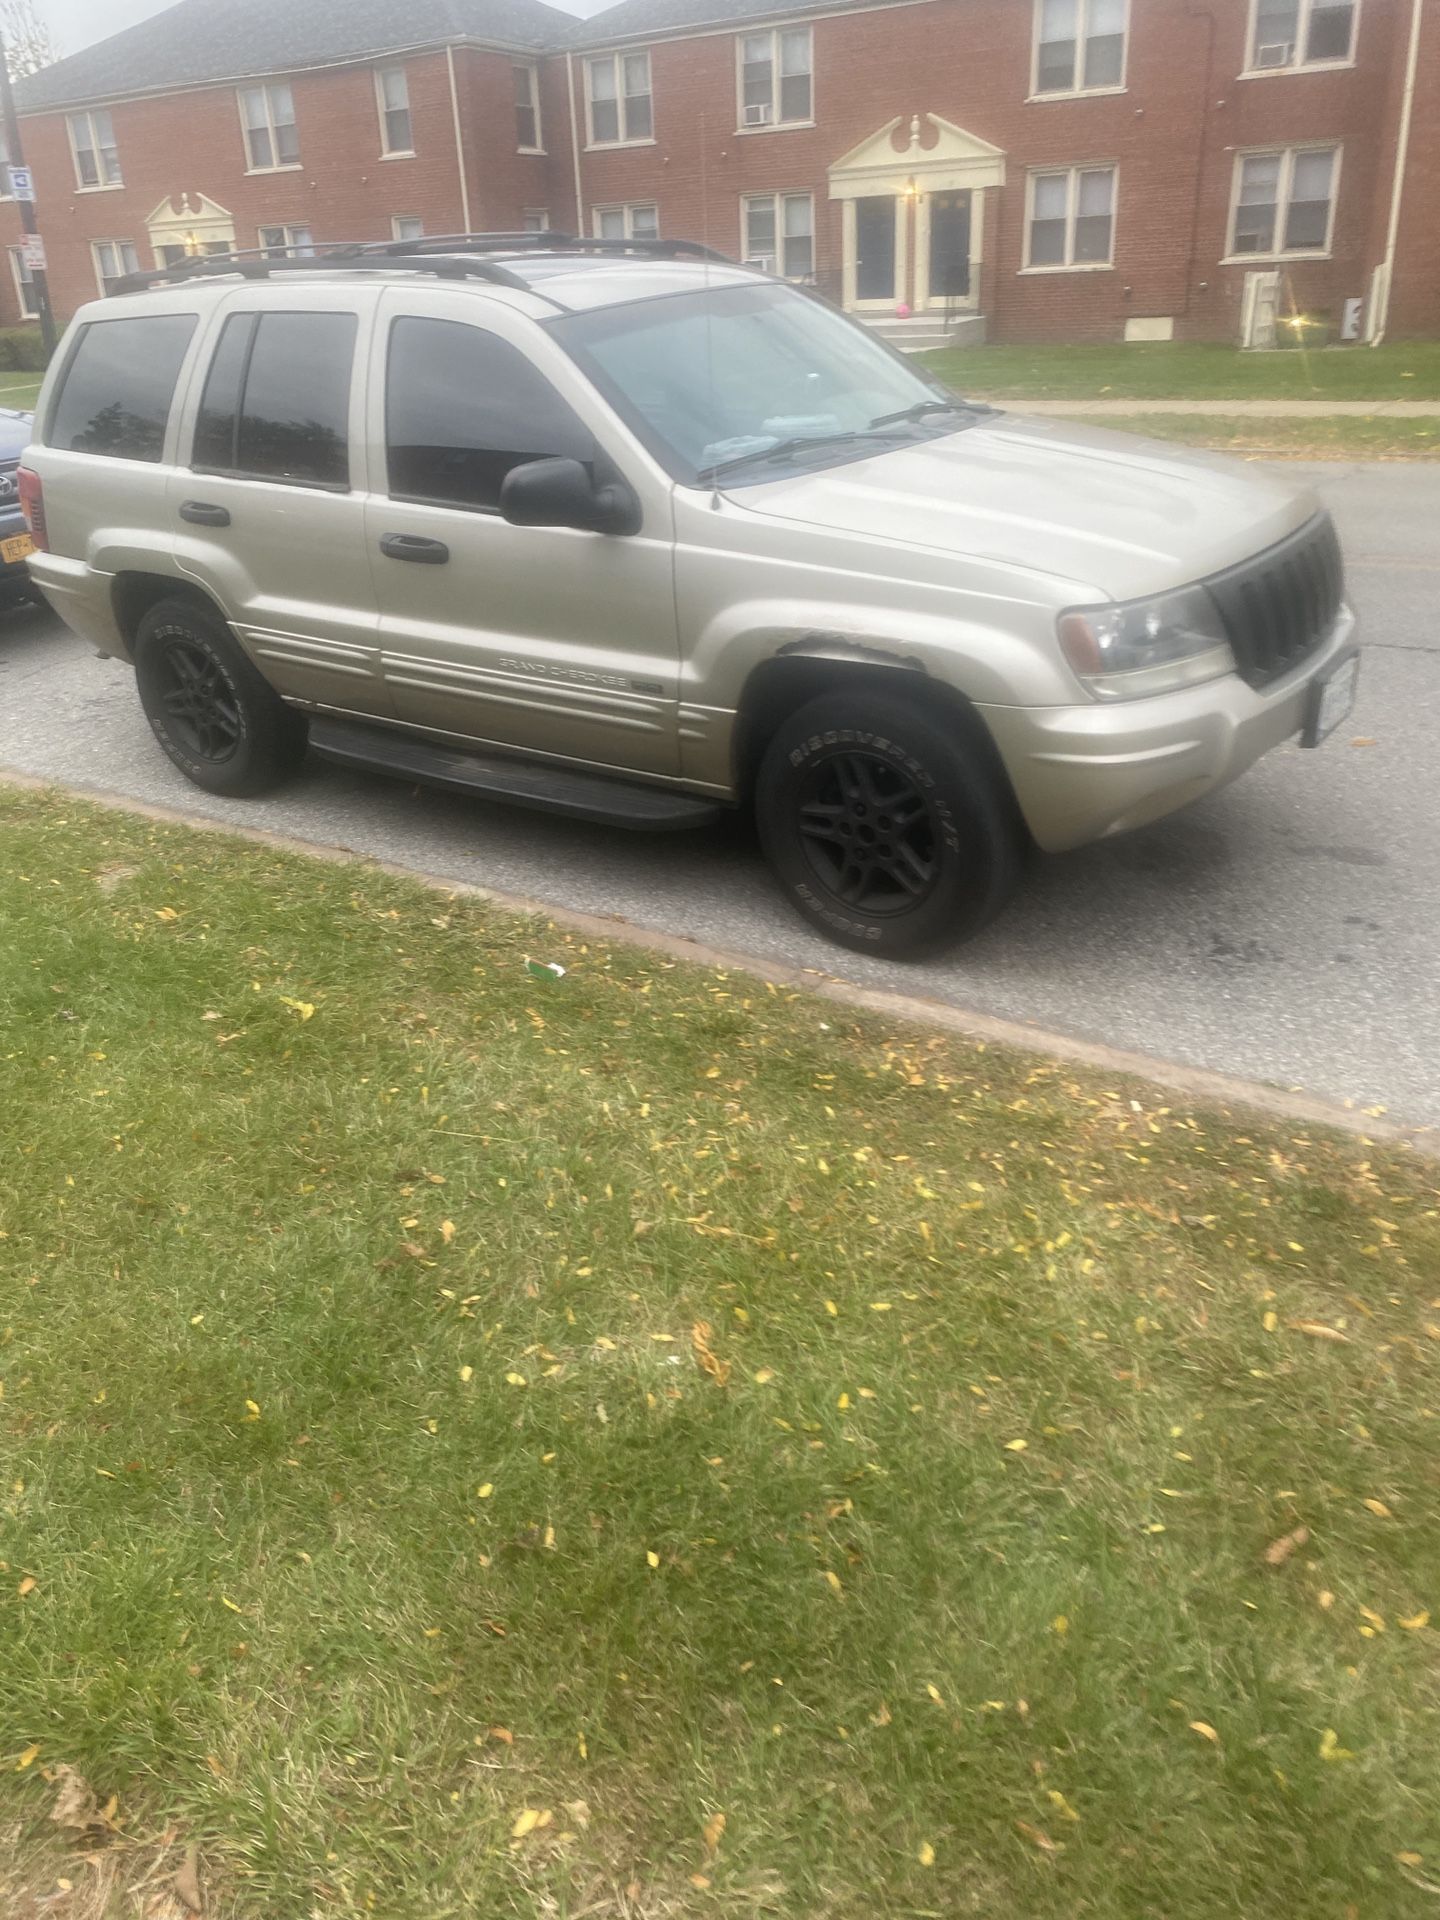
<box><xmin>743</xmin><ymin>103</ymin><xmax>772</xmax><ymax>126</ymax></box>
<box><xmin>1255</xmin><ymin>41</ymin><xmax>1294</xmax><ymax>66</ymax></box>
<box><xmin>743</xmin><ymin>254</ymin><xmax>776</xmax><ymax>273</ymax></box>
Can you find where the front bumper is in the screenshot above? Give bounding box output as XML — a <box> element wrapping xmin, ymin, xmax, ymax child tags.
<box><xmin>978</xmin><ymin>605</ymin><xmax>1358</xmax><ymax>854</ymax></box>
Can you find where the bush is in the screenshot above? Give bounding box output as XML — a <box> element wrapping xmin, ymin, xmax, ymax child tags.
<box><xmin>0</xmin><ymin>325</ymin><xmax>50</xmax><ymax>372</ymax></box>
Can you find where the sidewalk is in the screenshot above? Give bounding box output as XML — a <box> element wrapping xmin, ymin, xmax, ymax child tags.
<box><xmin>992</xmin><ymin>397</ymin><xmax>1440</xmax><ymax>417</ymax></box>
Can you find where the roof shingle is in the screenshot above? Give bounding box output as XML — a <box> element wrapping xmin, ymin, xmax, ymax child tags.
<box><xmin>17</xmin><ymin>0</ymin><xmax>576</xmax><ymax>111</ymax></box>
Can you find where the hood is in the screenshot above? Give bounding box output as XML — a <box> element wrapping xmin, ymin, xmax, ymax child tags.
<box><xmin>727</xmin><ymin>413</ymin><xmax>1319</xmax><ymax>604</ymax></box>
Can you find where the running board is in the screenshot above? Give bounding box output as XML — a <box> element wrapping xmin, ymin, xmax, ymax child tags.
<box><xmin>308</xmin><ymin>717</ymin><xmax>724</xmax><ymax>832</ymax></box>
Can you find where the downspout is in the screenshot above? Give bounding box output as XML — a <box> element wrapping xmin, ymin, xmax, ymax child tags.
<box><xmin>1371</xmin><ymin>0</ymin><xmax>1423</xmax><ymax>346</ymax></box>
<box><xmin>566</xmin><ymin>52</ymin><xmax>585</xmax><ymax>237</ymax></box>
<box><xmin>446</xmin><ymin>44</ymin><xmax>474</xmax><ymax>234</ymax></box>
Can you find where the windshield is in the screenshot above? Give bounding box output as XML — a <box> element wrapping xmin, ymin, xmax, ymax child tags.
<box><xmin>548</xmin><ymin>281</ymin><xmax>968</xmax><ymax>487</ymax></box>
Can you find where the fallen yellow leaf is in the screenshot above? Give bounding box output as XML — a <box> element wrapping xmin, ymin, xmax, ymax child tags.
<box><xmin>1051</xmin><ymin>1615</ymin><xmax>1069</xmax><ymax>1635</ymax></box>
<box><xmin>477</xmin><ymin>1483</ymin><xmax>494</xmax><ymax>1499</ymax></box>
<box><xmin>1014</xmin><ymin>1820</ymin><xmax>1060</xmax><ymax>1853</ymax></box>
<box><xmin>1398</xmin><ymin>1851</ymin><xmax>1423</xmax><ymax>1868</ymax></box>
<box><xmin>459</xmin><ymin>1365</ymin><xmax>473</xmax><ymax>1384</ymax></box>
<box><xmin>1189</xmin><ymin>1721</ymin><xmax>1220</xmax><ymax>1745</ymax></box>
<box><xmin>505</xmin><ymin>1373</ymin><xmax>527</xmax><ymax>1388</ymax></box>
<box><xmin>17</xmin><ymin>1576</ymin><xmax>36</xmax><ymax>1597</ymax></box>
<box><xmin>1318</xmin><ymin>1728</ymin><xmax>1355</xmax><ymax>1762</ymax></box>
<box><xmin>278</xmin><ymin>996</ymin><xmax>315</xmax><ymax>1022</ymax></box>
<box><xmin>1399</xmin><ymin>1611</ymin><xmax>1430</xmax><ymax>1632</ymax></box>
<box><xmin>702</xmin><ymin>1810</ymin><xmax>726</xmax><ymax>1855</ymax></box>
<box><xmin>1047</xmin><ymin>1789</ymin><xmax>1080</xmax><ymax>1823</ymax></box>
<box><xmin>1363</xmin><ymin>1499</ymin><xmax>1394</xmax><ymax>1519</ymax></box>
<box><xmin>917</xmin><ymin>1841</ymin><xmax>936</xmax><ymax>1867</ymax></box>
<box><xmin>1263</xmin><ymin>1526</ymin><xmax>1310</xmax><ymax>1568</ymax></box>
<box><xmin>15</xmin><ymin>1745</ymin><xmax>39</xmax><ymax>1770</ymax></box>
<box><xmin>646</xmin><ymin>1550</ymin><xmax>660</xmax><ymax>1569</ymax></box>
<box><xmin>1004</xmin><ymin>1438</ymin><xmax>1028</xmax><ymax>1453</ymax></box>
<box><xmin>511</xmin><ymin>1807</ymin><xmax>543</xmax><ymax>1839</ymax></box>
<box><xmin>440</xmin><ymin>1220</ymin><xmax>456</xmax><ymax>1245</ymax></box>
<box><xmin>823</xmin><ymin>1570</ymin><xmax>843</xmax><ymax>1593</ymax></box>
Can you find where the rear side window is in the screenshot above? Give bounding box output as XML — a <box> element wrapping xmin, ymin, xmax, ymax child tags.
<box><xmin>385</xmin><ymin>316</ymin><xmax>592</xmax><ymax>513</ymax></box>
<box><xmin>48</xmin><ymin>314</ymin><xmax>196</xmax><ymax>462</ymax></box>
<box><xmin>193</xmin><ymin>310</ymin><xmax>356</xmax><ymax>488</ymax></box>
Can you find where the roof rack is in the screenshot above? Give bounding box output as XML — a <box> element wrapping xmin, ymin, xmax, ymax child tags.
<box><xmin>109</xmin><ymin>232</ymin><xmax>734</xmax><ymax>297</ymax></box>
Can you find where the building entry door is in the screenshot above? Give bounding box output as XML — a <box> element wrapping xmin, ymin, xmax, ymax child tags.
<box><xmin>854</xmin><ymin>196</ymin><xmax>898</xmax><ymax>303</ymax></box>
<box><xmin>928</xmin><ymin>191</ymin><xmax>971</xmax><ymax>302</ymax></box>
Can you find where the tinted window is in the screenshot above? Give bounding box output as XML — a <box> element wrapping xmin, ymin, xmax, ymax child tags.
<box><xmin>49</xmin><ymin>314</ymin><xmax>196</xmax><ymax>462</ymax></box>
<box><xmin>192</xmin><ymin>312</ymin><xmax>255</xmax><ymax>472</ymax></box>
<box><xmin>386</xmin><ymin>316</ymin><xmax>592</xmax><ymax>513</ymax></box>
<box><xmin>193</xmin><ymin>311</ymin><xmax>355</xmax><ymax>488</ymax></box>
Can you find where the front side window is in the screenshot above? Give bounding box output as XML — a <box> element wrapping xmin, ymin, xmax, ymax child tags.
<box><xmin>587</xmin><ymin>51</ymin><xmax>652</xmax><ymax>144</ymax></box>
<box><xmin>742</xmin><ymin>193</ymin><xmax>814</xmax><ymax>279</ymax></box>
<box><xmin>240</xmin><ymin>83</ymin><xmax>300</xmax><ymax>170</ymax></box>
<box><xmin>1034</xmin><ymin>0</ymin><xmax>1127</xmax><ymax>94</ymax></box>
<box><xmin>514</xmin><ymin>63</ymin><xmax>541</xmax><ymax>149</ymax></box>
<box><xmin>739</xmin><ymin>26</ymin><xmax>813</xmax><ymax>127</ymax></box>
<box><xmin>258</xmin><ymin>224</ymin><xmax>315</xmax><ymax>258</ymax></box>
<box><xmin>1230</xmin><ymin>146</ymin><xmax>1337</xmax><ymax>255</ymax></box>
<box><xmin>593</xmin><ymin>203</ymin><xmax>658</xmax><ymax>241</ymax></box>
<box><xmin>377</xmin><ymin>67</ymin><xmax>413</xmax><ymax>154</ymax></box>
<box><xmin>8</xmin><ymin>246</ymin><xmax>38</xmax><ymax>319</ymax></box>
<box><xmin>92</xmin><ymin>239</ymin><xmax>140</xmax><ymax>291</ymax></box>
<box><xmin>68</xmin><ymin>109</ymin><xmax>122</xmax><ymax>188</ymax></box>
<box><xmin>1250</xmin><ymin>0</ymin><xmax>1357</xmax><ymax>69</ymax></box>
<box><xmin>386</xmin><ymin>316</ymin><xmax>593</xmax><ymax>514</ymax></box>
<box><xmin>49</xmin><ymin>314</ymin><xmax>197</xmax><ymax>462</ymax></box>
<box><xmin>193</xmin><ymin>310</ymin><xmax>355</xmax><ymax>487</ymax></box>
<box><xmin>550</xmin><ymin>281</ymin><xmax>958</xmax><ymax>487</ymax></box>
<box><xmin>1027</xmin><ymin>165</ymin><xmax>1116</xmax><ymax>266</ymax></box>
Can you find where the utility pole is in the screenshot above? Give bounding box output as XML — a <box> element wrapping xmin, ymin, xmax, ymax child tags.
<box><xmin>0</xmin><ymin>29</ymin><xmax>55</xmax><ymax>354</ymax></box>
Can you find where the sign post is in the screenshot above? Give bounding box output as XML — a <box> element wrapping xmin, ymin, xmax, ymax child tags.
<box><xmin>0</xmin><ymin>40</ymin><xmax>57</xmax><ymax>356</ymax></box>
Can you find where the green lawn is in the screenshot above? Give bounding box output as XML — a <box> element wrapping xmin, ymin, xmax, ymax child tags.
<box><xmin>921</xmin><ymin>341</ymin><xmax>1440</xmax><ymax>402</ymax></box>
<box><xmin>1063</xmin><ymin>413</ymin><xmax>1440</xmax><ymax>460</ymax></box>
<box><xmin>2</xmin><ymin>788</ymin><xmax>1438</xmax><ymax>1920</ymax></box>
<box><xmin>0</xmin><ymin>375</ymin><xmax>42</xmax><ymax>414</ymax></box>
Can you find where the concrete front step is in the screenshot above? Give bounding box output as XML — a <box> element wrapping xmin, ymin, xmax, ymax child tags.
<box><xmin>860</xmin><ymin>312</ymin><xmax>987</xmax><ymax>354</ymax></box>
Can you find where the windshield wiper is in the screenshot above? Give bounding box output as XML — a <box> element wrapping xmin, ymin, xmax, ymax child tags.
<box><xmin>697</xmin><ymin>428</ymin><xmax>905</xmax><ymax>486</ymax></box>
<box><xmin>868</xmin><ymin>397</ymin><xmax>974</xmax><ymax>429</ymax></box>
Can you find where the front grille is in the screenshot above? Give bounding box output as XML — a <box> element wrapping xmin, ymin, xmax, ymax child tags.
<box><xmin>1203</xmin><ymin>512</ymin><xmax>1345</xmax><ymax>690</ymax></box>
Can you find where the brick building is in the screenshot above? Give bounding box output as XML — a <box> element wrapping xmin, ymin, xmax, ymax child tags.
<box><xmin>1</xmin><ymin>0</ymin><xmax>1434</xmax><ymax>345</ymax></box>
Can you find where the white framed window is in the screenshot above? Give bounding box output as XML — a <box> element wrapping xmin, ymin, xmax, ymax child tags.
<box><xmin>585</xmin><ymin>52</ymin><xmax>652</xmax><ymax>145</ymax></box>
<box><xmin>392</xmin><ymin>216</ymin><xmax>424</xmax><ymax>242</ymax></box>
<box><xmin>1025</xmin><ymin>165</ymin><xmax>1116</xmax><ymax>269</ymax></box>
<box><xmin>239</xmin><ymin>83</ymin><xmax>299</xmax><ymax>171</ymax></box>
<box><xmin>257</xmin><ymin>224</ymin><xmax>315</xmax><ymax>258</ymax></box>
<box><xmin>1246</xmin><ymin>0</ymin><xmax>1357</xmax><ymax>72</ymax></box>
<box><xmin>8</xmin><ymin>246</ymin><xmax>38</xmax><ymax>319</ymax></box>
<box><xmin>1033</xmin><ymin>0</ymin><xmax>1128</xmax><ymax>95</ymax></box>
<box><xmin>514</xmin><ymin>63</ymin><xmax>542</xmax><ymax>150</ymax></box>
<box><xmin>1227</xmin><ymin>146</ymin><xmax>1339</xmax><ymax>258</ymax></box>
<box><xmin>741</xmin><ymin>192</ymin><xmax>814</xmax><ymax>278</ymax></box>
<box><xmin>523</xmin><ymin>208</ymin><xmax>550</xmax><ymax>232</ymax></box>
<box><xmin>92</xmin><ymin>239</ymin><xmax>140</xmax><ymax>291</ymax></box>
<box><xmin>376</xmin><ymin>67</ymin><xmax>413</xmax><ymax>155</ymax></box>
<box><xmin>68</xmin><ymin>109</ymin><xmax>122</xmax><ymax>189</ymax></box>
<box><xmin>737</xmin><ymin>26</ymin><xmax>812</xmax><ymax>129</ymax></box>
<box><xmin>592</xmin><ymin>203</ymin><xmax>659</xmax><ymax>241</ymax></box>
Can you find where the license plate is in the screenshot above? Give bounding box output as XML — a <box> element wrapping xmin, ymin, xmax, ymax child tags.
<box><xmin>1300</xmin><ymin>650</ymin><xmax>1359</xmax><ymax>749</ymax></box>
<box><xmin>0</xmin><ymin>532</ymin><xmax>33</xmax><ymax>565</ymax></box>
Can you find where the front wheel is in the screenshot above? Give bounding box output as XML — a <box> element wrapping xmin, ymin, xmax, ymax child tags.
<box><xmin>134</xmin><ymin>597</ymin><xmax>307</xmax><ymax>797</ymax></box>
<box><xmin>756</xmin><ymin>689</ymin><xmax>1022</xmax><ymax>957</ymax></box>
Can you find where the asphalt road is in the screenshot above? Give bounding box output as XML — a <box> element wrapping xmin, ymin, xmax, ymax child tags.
<box><xmin>2</xmin><ymin>461</ymin><xmax>1436</xmax><ymax>1128</ymax></box>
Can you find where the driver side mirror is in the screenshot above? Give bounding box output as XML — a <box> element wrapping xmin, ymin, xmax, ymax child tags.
<box><xmin>499</xmin><ymin>458</ymin><xmax>641</xmax><ymax>537</ymax></box>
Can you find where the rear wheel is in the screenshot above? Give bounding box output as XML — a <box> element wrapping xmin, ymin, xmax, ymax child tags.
<box><xmin>134</xmin><ymin>597</ymin><xmax>307</xmax><ymax>796</ymax></box>
<box><xmin>756</xmin><ymin>688</ymin><xmax>1022</xmax><ymax>957</ymax></box>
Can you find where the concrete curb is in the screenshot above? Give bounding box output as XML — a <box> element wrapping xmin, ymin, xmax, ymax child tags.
<box><xmin>4</xmin><ymin>766</ymin><xmax>1436</xmax><ymax>1161</ymax></box>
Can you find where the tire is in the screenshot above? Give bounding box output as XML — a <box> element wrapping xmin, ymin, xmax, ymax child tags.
<box><xmin>133</xmin><ymin>596</ymin><xmax>308</xmax><ymax>797</ymax></box>
<box><xmin>755</xmin><ymin>688</ymin><xmax>1023</xmax><ymax>958</ymax></box>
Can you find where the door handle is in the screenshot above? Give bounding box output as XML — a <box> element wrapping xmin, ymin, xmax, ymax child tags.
<box><xmin>179</xmin><ymin>500</ymin><xmax>231</xmax><ymax>527</ymax></box>
<box><xmin>380</xmin><ymin>532</ymin><xmax>449</xmax><ymax>564</ymax></box>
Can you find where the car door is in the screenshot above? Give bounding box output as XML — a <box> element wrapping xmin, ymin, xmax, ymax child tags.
<box><xmin>168</xmin><ymin>286</ymin><xmax>392</xmax><ymax>717</ymax></box>
<box><xmin>364</xmin><ymin>288</ymin><xmax>679</xmax><ymax>776</ymax></box>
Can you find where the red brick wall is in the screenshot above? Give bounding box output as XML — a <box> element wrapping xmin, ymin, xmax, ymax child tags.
<box><xmin>0</xmin><ymin>0</ymin><xmax>1432</xmax><ymax>345</ymax></box>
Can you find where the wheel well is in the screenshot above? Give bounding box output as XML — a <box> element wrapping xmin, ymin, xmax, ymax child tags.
<box><xmin>110</xmin><ymin>572</ymin><xmax>218</xmax><ymax>651</ymax></box>
<box><xmin>733</xmin><ymin>656</ymin><xmax>1023</xmax><ymax>826</ymax></box>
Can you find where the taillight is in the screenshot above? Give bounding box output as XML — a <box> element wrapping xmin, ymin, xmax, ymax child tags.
<box><xmin>18</xmin><ymin>465</ymin><xmax>46</xmax><ymax>551</ymax></box>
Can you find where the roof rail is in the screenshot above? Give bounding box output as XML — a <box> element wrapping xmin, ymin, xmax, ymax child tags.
<box><xmin>108</xmin><ymin>232</ymin><xmax>735</xmax><ymax>297</ymax></box>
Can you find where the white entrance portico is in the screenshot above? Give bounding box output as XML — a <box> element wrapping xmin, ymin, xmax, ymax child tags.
<box><xmin>827</xmin><ymin>114</ymin><xmax>1006</xmax><ymax>317</ymax></box>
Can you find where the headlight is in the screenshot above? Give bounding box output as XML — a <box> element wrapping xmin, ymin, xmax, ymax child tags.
<box><xmin>1057</xmin><ymin>585</ymin><xmax>1236</xmax><ymax>700</ymax></box>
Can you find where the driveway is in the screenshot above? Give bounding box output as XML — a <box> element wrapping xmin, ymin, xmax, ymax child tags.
<box><xmin>2</xmin><ymin>461</ymin><xmax>1436</xmax><ymax>1128</ymax></box>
